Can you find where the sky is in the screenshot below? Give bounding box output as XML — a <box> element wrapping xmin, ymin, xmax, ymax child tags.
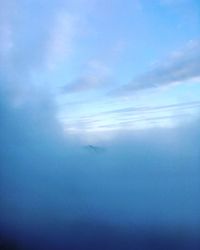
<box><xmin>0</xmin><ymin>0</ymin><xmax>200</xmax><ymax>142</ymax></box>
<box><xmin>0</xmin><ymin>0</ymin><xmax>200</xmax><ymax>249</ymax></box>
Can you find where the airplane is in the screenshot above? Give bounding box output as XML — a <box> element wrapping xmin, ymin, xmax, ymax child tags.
<box><xmin>84</xmin><ymin>145</ymin><xmax>106</xmax><ymax>153</ymax></box>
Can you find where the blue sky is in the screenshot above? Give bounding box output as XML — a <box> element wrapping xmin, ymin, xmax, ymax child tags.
<box><xmin>1</xmin><ymin>2</ymin><xmax>200</xmax><ymax>248</ymax></box>
<box><xmin>0</xmin><ymin>0</ymin><xmax>200</xmax><ymax>142</ymax></box>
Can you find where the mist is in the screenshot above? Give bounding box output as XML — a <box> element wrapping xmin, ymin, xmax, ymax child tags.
<box><xmin>0</xmin><ymin>85</ymin><xmax>200</xmax><ymax>249</ymax></box>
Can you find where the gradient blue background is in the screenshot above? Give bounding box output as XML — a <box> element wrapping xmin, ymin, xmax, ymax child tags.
<box><xmin>0</xmin><ymin>0</ymin><xmax>200</xmax><ymax>249</ymax></box>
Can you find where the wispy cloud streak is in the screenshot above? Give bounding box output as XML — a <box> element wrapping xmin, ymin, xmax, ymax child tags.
<box><xmin>112</xmin><ymin>40</ymin><xmax>200</xmax><ymax>95</ymax></box>
<box><xmin>61</xmin><ymin>100</ymin><xmax>200</xmax><ymax>132</ymax></box>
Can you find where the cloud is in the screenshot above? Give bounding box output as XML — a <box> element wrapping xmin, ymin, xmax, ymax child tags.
<box><xmin>1</xmin><ymin>82</ymin><xmax>200</xmax><ymax>232</ymax></box>
<box><xmin>63</xmin><ymin>60</ymin><xmax>112</xmax><ymax>93</ymax></box>
<box><xmin>1</xmin><ymin>69</ymin><xmax>200</xmax><ymax>249</ymax></box>
<box><xmin>0</xmin><ymin>20</ymin><xmax>13</xmax><ymax>58</ymax></box>
<box><xmin>60</xmin><ymin>100</ymin><xmax>200</xmax><ymax>134</ymax></box>
<box><xmin>160</xmin><ymin>0</ymin><xmax>190</xmax><ymax>6</ymax></box>
<box><xmin>0</xmin><ymin>2</ymin><xmax>200</xmax><ymax>247</ymax></box>
<box><xmin>0</xmin><ymin>1</ymin><xmax>15</xmax><ymax>61</ymax></box>
<box><xmin>46</xmin><ymin>11</ymin><xmax>78</xmax><ymax>70</ymax></box>
<box><xmin>0</xmin><ymin>2</ymin><xmax>82</xmax><ymax>108</ymax></box>
<box><xmin>113</xmin><ymin>40</ymin><xmax>200</xmax><ymax>95</ymax></box>
<box><xmin>101</xmin><ymin>100</ymin><xmax>200</xmax><ymax>115</ymax></box>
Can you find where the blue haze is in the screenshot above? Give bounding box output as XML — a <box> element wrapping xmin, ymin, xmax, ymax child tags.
<box><xmin>0</xmin><ymin>0</ymin><xmax>200</xmax><ymax>249</ymax></box>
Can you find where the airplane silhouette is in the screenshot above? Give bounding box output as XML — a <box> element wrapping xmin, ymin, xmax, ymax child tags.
<box><xmin>84</xmin><ymin>145</ymin><xmax>106</xmax><ymax>153</ymax></box>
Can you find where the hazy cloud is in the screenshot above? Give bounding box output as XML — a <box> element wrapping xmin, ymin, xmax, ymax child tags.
<box><xmin>0</xmin><ymin>1</ymin><xmax>15</xmax><ymax>62</ymax></box>
<box><xmin>160</xmin><ymin>0</ymin><xmax>191</xmax><ymax>6</ymax></box>
<box><xmin>61</xmin><ymin>100</ymin><xmax>200</xmax><ymax>133</ymax></box>
<box><xmin>46</xmin><ymin>11</ymin><xmax>78</xmax><ymax>70</ymax></box>
<box><xmin>101</xmin><ymin>100</ymin><xmax>200</xmax><ymax>116</ymax></box>
<box><xmin>0</xmin><ymin>1</ymin><xmax>200</xmax><ymax>247</ymax></box>
<box><xmin>0</xmin><ymin>2</ymin><xmax>81</xmax><ymax>107</ymax></box>
<box><xmin>113</xmin><ymin>40</ymin><xmax>200</xmax><ymax>95</ymax></box>
<box><xmin>63</xmin><ymin>60</ymin><xmax>112</xmax><ymax>93</ymax></box>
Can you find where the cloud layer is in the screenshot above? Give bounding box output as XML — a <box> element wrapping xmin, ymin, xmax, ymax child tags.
<box><xmin>113</xmin><ymin>40</ymin><xmax>200</xmax><ymax>95</ymax></box>
<box><xmin>1</xmin><ymin>83</ymin><xmax>200</xmax><ymax>249</ymax></box>
<box><xmin>0</xmin><ymin>2</ymin><xmax>200</xmax><ymax>248</ymax></box>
